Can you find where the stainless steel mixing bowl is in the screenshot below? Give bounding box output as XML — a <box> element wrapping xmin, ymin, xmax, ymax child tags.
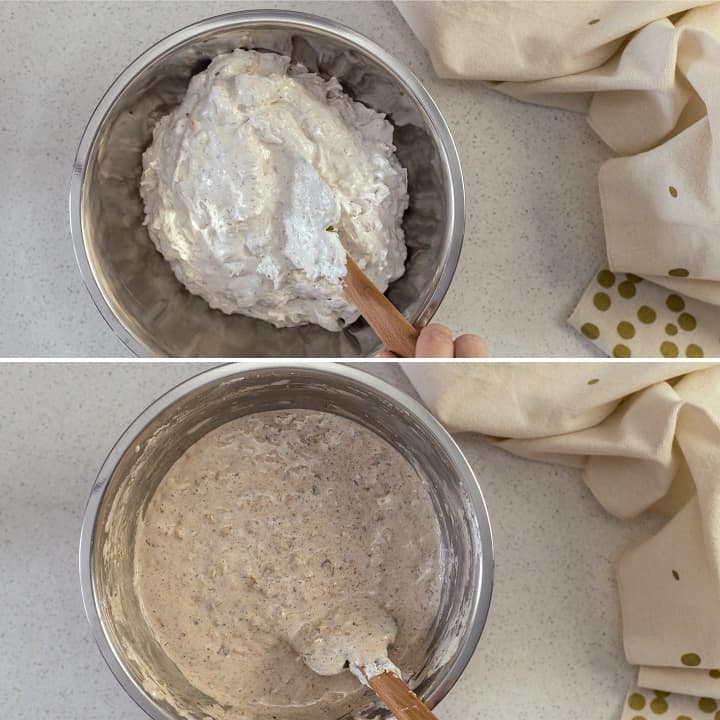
<box><xmin>70</xmin><ymin>11</ymin><xmax>465</xmax><ymax>357</ymax></box>
<box><xmin>79</xmin><ymin>363</ymin><xmax>493</xmax><ymax>720</ymax></box>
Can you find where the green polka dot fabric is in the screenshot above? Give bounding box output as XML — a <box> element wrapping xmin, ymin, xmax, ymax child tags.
<box><xmin>570</xmin><ymin>269</ymin><xmax>720</xmax><ymax>358</ymax></box>
<box><xmin>622</xmin><ymin>688</ymin><xmax>720</xmax><ymax>720</ymax></box>
<box><xmin>639</xmin><ymin>666</ymin><xmax>720</xmax><ymax>700</ymax></box>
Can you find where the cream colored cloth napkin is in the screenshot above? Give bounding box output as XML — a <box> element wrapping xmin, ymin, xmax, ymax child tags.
<box><xmin>395</xmin><ymin>1</ymin><xmax>720</xmax><ymax>357</ymax></box>
<box><xmin>402</xmin><ymin>362</ymin><xmax>720</xmax><ymax>717</ymax></box>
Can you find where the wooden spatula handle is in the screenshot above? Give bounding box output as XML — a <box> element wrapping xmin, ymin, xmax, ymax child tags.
<box><xmin>367</xmin><ymin>671</ymin><xmax>439</xmax><ymax>720</ymax></box>
<box><xmin>343</xmin><ymin>255</ymin><xmax>418</xmax><ymax>358</ymax></box>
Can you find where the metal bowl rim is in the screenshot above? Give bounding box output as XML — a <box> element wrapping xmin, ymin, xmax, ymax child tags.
<box><xmin>78</xmin><ymin>362</ymin><xmax>493</xmax><ymax>720</ymax></box>
<box><xmin>69</xmin><ymin>9</ymin><xmax>466</xmax><ymax>358</ymax></box>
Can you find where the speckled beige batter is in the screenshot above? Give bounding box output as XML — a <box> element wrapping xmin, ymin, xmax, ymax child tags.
<box><xmin>135</xmin><ymin>410</ymin><xmax>443</xmax><ymax>720</ymax></box>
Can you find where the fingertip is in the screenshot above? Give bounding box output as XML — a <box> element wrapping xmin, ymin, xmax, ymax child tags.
<box><xmin>415</xmin><ymin>323</ymin><xmax>455</xmax><ymax>358</ymax></box>
<box><xmin>454</xmin><ymin>334</ymin><xmax>489</xmax><ymax>358</ymax></box>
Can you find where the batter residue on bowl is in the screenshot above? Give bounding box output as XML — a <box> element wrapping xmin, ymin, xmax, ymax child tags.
<box><xmin>140</xmin><ymin>49</ymin><xmax>409</xmax><ymax>331</ymax></box>
<box><xmin>134</xmin><ymin>409</ymin><xmax>443</xmax><ymax>720</ymax></box>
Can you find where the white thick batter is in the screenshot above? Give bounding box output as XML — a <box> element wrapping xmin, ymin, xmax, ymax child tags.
<box><xmin>134</xmin><ymin>410</ymin><xmax>443</xmax><ymax>720</ymax></box>
<box><xmin>140</xmin><ymin>49</ymin><xmax>409</xmax><ymax>331</ymax></box>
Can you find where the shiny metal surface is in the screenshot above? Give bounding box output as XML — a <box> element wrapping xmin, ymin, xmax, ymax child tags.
<box><xmin>70</xmin><ymin>11</ymin><xmax>465</xmax><ymax>357</ymax></box>
<box><xmin>79</xmin><ymin>363</ymin><xmax>493</xmax><ymax>720</ymax></box>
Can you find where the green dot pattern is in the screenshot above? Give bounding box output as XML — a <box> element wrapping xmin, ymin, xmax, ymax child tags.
<box><xmin>638</xmin><ymin>306</ymin><xmax>656</xmax><ymax>323</ymax></box>
<box><xmin>618</xmin><ymin>281</ymin><xmax>637</xmax><ymax>298</ymax></box>
<box><xmin>682</xmin><ymin>653</ymin><xmax>702</xmax><ymax>667</ymax></box>
<box><xmin>580</xmin><ymin>266</ymin><xmax>712</xmax><ymax>358</ymax></box>
<box><xmin>629</xmin><ymin>694</ymin><xmax>647</xmax><ymax>710</ymax></box>
<box><xmin>633</xmin><ymin>716</ymin><xmax>647</xmax><ymax>720</ymax></box>
<box><xmin>654</xmin><ymin>692</ymin><xmax>670</xmax><ymax>698</ymax></box>
<box><xmin>679</xmin><ymin>313</ymin><xmax>697</xmax><ymax>331</ymax></box>
<box><xmin>614</xmin><ymin>344</ymin><xmax>632</xmax><ymax>357</ymax></box>
<box><xmin>677</xmin><ymin>716</ymin><xmax>692</xmax><ymax>720</ymax></box>
<box><xmin>650</xmin><ymin>697</ymin><xmax>668</xmax><ymax>714</ymax></box>
<box><xmin>618</xmin><ymin>321</ymin><xmax>636</xmax><ymax>339</ymax></box>
<box><xmin>699</xmin><ymin>698</ymin><xmax>718</xmax><ymax>713</ymax></box>
<box><xmin>661</xmin><ymin>341</ymin><xmax>679</xmax><ymax>358</ymax></box>
<box><xmin>669</xmin><ymin>186</ymin><xmax>678</xmax><ymax>198</ymax></box>
<box><xmin>710</xmin><ymin>669</ymin><xmax>720</xmax><ymax>678</ymax></box>
<box><xmin>594</xmin><ymin>292</ymin><xmax>611</xmax><ymax>310</ymax></box>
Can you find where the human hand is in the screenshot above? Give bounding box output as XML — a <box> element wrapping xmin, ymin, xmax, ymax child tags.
<box><xmin>376</xmin><ymin>323</ymin><xmax>488</xmax><ymax>358</ymax></box>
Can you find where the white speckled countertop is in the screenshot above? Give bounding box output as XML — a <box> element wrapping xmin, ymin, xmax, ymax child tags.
<box><xmin>0</xmin><ymin>0</ymin><xmax>608</xmax><ymax>357</ymax></box>
<box><xmin>0</xmin><ymin>362</ymin><xmax>660</xmax><ymax>718</ymax></box>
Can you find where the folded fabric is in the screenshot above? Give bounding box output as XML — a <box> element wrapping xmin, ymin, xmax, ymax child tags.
<box><xmin>569</xmin><ymin>267</ymin><xmax>720</xmax><ymax>357</ymax></box>
<box><xmin>621</xmin><ymin>688</ymin><xmax>720</xmax><ymax>719</ymax></box>
<box><xmin>402</xmin><ymin>362</ymin><xmax>720</xmax><ymax>715</ymax></box>
<box><xmin>395</xmin><ymin>1</ymin><xmax>720</xmax><ymax>356</ymax></box>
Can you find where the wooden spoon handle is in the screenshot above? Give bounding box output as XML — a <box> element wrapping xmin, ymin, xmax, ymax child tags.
<box><xmin>343</xmin><ymin>255</ymin><xmax>418</xmax><ymax>358</ymax></box>
<box><xmin>367</xmin><ymin>671</ymin><xmax>439</xmax><ymax>720</ymax></box>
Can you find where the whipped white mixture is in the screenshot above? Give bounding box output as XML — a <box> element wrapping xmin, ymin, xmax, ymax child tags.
<box><xmin>134</xmin><ymin>410</ymin><xmax>443</xmax><ymax>720</ymax></box>
<box><xmin>140</xmin><ymin>49</ymin><xmax>409</xmax><ymax>331</ymax></box>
